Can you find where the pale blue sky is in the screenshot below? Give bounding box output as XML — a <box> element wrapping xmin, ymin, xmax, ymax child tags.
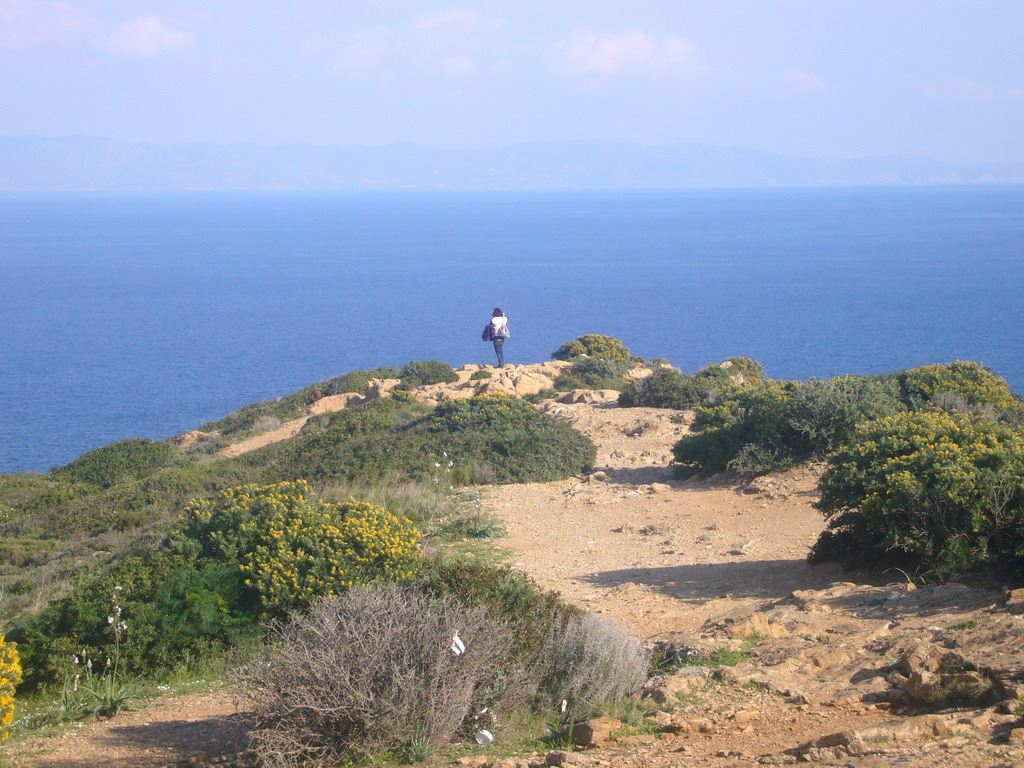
<box><xmin>2</xmin><ymin>1</ymin><xmax>1022</xmax><ymax>161</ymax></box>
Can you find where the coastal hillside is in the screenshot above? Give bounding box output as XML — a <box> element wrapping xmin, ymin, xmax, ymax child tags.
<box><xmin>4</xmin><ymin>341</ymin><xmax>1024</xmax><ymax>767</ymax></box>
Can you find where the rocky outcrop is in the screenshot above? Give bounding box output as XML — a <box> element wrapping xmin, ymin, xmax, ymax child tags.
<box><xmin>556</xmin><ymin>389</ymin><xmax>620</xmax><ymax>405</ymax></box>
<box><xmin>307</xmin><ymin>392</ymin><xmax>365</xmax><ymax>414</ymax></box>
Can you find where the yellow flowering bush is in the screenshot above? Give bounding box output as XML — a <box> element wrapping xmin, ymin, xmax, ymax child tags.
<box><xmin>177</xmin><ymin>481</ymin><xmax>422</xmax><ymax>614</ymax></box>
<box><xmin>898</xmin><ymin>361</ymin><xmax>1018</xmax><ymax>411</ymax></box>
<box><xmin>551</xmin><ymin>334</ymin><xmax>631</xmax><ymax>362</ymax></box>
<box><xmin>812</xmin><ymin>410</ymin><xmax>1024</xmax><ymax>576</ymax></box>
<box><xmin>0</xmin><ymin>634</ymin><xmax>22</xmax><ymax>741</ymax></box>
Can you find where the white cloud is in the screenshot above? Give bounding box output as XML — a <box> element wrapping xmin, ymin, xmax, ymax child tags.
<box><xmin>559</xmin><ymin>29</ymin><xmax>693</xmax><ymax>76</ymax></box>
<box><xmin>926</xmin><ymin>77</ymin><xmax>1024</xmax><ymax>103</ymax></box>
<box><xmin>416</xmin><ymin>8</ymin><xmax>502</xmax><ymax>31</ymax></box>
<box><xmin>0</xmin><ymin>0</ymin><xmax>94</xmax><ymax>47</ymax></box>
<box><xmin>98</xmin><ymin>16</ymin><xmax>194</xmax><ymax>57</ymax></box>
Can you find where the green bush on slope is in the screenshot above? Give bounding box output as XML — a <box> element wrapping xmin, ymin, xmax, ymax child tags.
<box><xmin>251</xmin><ymin>395</ymin><xmax>596</xmax><ymax>486</ymax></box>
<box><xmin>52</xmin><ymin>438</ymin><xmax>178</xmax><ymax>489</ymax></box>
<box><xmin>672</xmin><ymin>375</ymin><xmax>904</xmax><ymax>476</ymax></box>
<box><xmin>810</xmin><ymin>409</ymin><xmax>1024</xmax><ymax>578</ymax></box>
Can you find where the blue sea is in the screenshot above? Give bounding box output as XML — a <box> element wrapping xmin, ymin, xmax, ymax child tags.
<box><xmin>2</xmin><ymin>186</ymin><xmax>1023</xmax><ymax>474</ymax></box>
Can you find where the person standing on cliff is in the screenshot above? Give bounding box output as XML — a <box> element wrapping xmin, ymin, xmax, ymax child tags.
<box><xmin>482</xmin><ymin>308</ymin><xmax>510</xmax><ymax>367</ymax></box>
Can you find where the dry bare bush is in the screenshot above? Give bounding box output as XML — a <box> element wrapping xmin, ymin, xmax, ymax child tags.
<box><xmin>237</xmin><ymin>585</ymin><xmax>512</xmax><ymax>767</ymax></box>
<box><xmin>252</xmin><ymin>415</ymin><xmax>282</xmax><ymax>433</ymax></box>
<box><xmin>536</xmin><ymin>613</ymin><xmax>650</xmax><ymax>719</ymax></box>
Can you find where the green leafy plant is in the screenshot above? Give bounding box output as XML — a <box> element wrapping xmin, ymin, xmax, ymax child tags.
<box><xmin>75</xmin><ymin>587</ymin><xmax>142</xmax><ymax>717</ymax></box>
<box><xmin>673</xmin><ymin>375</ymin><xmax>904</xmax><ymax>476</ymax></box>
<box><xmin>564</xmin><ymin>356</ymin><xmax>633</xmax><ymax>391</ymax></box>
<box><xmin>52</xmin><ymin>438</ymin><xmax>178</xmax><ymax>489</ymax></box>
<box><xmin>396</xmin><ymin>360</ymin><xmax>459</xmax><ymax>390</ymax></box>
<box><xmin>619</xmin><ymin>367</ymin><xmax>713</xmax><ymax>409</ymax></box>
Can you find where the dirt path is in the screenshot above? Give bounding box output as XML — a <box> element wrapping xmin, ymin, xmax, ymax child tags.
<box><xmin>217</xmin><ymin>417</ymin><xmax>309</xmax><ymax>458</ymax></box>
<box><xmin>486</xmin><ymin>402</ymin><xmax>849</xmax><ymax>639</ymax></box>
<box><xmin>10</xmin><ymin>691</ymin><xmax>248</xmax><ymax>767</ymax></box>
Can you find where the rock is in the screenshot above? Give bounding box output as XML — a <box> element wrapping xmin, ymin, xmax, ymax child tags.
<box><xmin>623</xmin><ymin>365</ymin><xmax>654</xmax><ymax>383</ymax></box>
<box><xmin>557</xmin><ymin>389</ymin><xmax>621</xmax><ymax>405</ymax></box>
<box><xmin>721</xmin><ymin>611</ymin><xmax>788</xmax><ymax>640</ymax></box>
<box><xmin>174</xmin><ymin>429</ymin><xmax>209</xmax><ymax>448</ymax></box>
<box><xmin>366</xmin><ymin>377</ymin><xmax>400</xmax><ymax>400</ymax></box>
<box><xmin>307</xmin><ymin>392</ymin><xmax>365</xmax><ymax>414</ymax></box>
<box><xmin>896</xmin><ymin>649</ymin><xmax>941</xmax><ymax>676</ymax></box>
<box><xmin>569</xmin><ymin>717</ymin><xmax>622</xmax><ymax>747</ymax></box>
<box><xmin>456</xmin><ymin>757</ymin><xmax>493</xmax><ymax>767</ymax></box>
<box><xmin>1004</xmin><ymin>586</ymin><xmax>1024</xmax><ymax>614</ymax></box>
<box><xmin>639</xmin><ymin>668</ymin><xmax>709</xmax><ymax>706</ymax></box>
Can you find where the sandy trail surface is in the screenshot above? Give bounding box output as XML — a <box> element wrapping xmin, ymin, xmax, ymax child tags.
<box><xmin>487</xmin><ymin>401</ymin><xmax>848</xmax><ymax>640</ymax></box>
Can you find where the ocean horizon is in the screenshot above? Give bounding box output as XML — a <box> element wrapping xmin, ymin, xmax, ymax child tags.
<box><xmin>2</xmin><ymin>185</ymin><xmax>1023</xmax><ymax>474</ymax></box>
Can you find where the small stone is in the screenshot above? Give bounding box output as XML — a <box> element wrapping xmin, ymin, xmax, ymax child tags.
<box><xmin>569</xmin><ymin>717</ymin><xmax>622</xmax><ymax>747</ymax></box>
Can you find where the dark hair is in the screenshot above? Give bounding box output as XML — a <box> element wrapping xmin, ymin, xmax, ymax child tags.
<box><xmin>492</xmin><ymin>308</ymin><xmax>504</xmax><ymax>317</ymax></box>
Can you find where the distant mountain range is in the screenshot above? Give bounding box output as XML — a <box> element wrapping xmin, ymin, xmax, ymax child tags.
<box><xmin>2</xmin><ymin>136</ymin><xmax>1022</xmax><ymax>191</ymax></box>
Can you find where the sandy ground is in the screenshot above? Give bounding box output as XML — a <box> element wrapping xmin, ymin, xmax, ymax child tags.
<box><xmin>488</xmin><ymin>401</ymin><xmax>849</xmax><ymax>640</ymax></box>
<box><xmin>10</xmin><ymin>691</ymin><xmax>247</xmax><ymax>767</ymax></box>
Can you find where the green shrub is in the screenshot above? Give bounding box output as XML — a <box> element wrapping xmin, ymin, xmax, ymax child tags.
<box><xmin>619</xmin><ymin>367</ymin><xmax>711</xmax><ymax>409</ymax></box>
<box><xmin>552</xmin><ymin>334</ymin><xmax>631</xmax><ymax>362</ymax></box>
<box><xmin>673</xmin><ymin>376</ymin><xmax>904</xmax><ymax>476</ymax></box>
<box><xmin>898</xmin><ymin>361</ymin><xmax>1017</xmax><ymax>411</ymax></box>
<box><xmin>15</xmin><ymin>480</ymin><xmax>424</xmax><ymax>688</ymax></box>
<box><xmin>565</xmin><ymin>356</ymin><xmax>632</xmax><ymax>391</ymax></box>
<box><xmin>396</xmin><ymin>360</ymin><xmax>458</xmax><ymax>390</ymax></box>
<box><xmin>0</xmin><ymin>538</ymin><xmax>59</xmax><ymax>567</ymax></box>
<box><xmin>12</xmin><ymin>550</ymin><xmax>258</xmax><ymax>689</ymax></box>
<box><xmin>811</xmin><ymin>410</ymin><xmax>1024</xmax><ymax>577</ymax></box>
<box><xmin>175</xmin><ymin>480</ymin><xmax>422</xmax><ymax>615</ymax></box>
<box><xmin>469</xmin><ymin>369</ymin><xmax>492</xmax><ymax>380</ymax></box>
<box><xmin>255</xmin><ymin>395</ymin><xmax>595</xmax><ymax>487</ymax></box>
<box><xmin>553</xmin><ymin>374</ymin><xmax>586</xmax><ymax>392</ymax></box>
<box><xmin>52</xmin><ymin>438</ymin><xmax>178</xmax><ymax>489</ymax></box>
<box><xmin>431</xmin><ymin>394</ymin><xmax>539</xmax><ymax>433</ymax></box>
